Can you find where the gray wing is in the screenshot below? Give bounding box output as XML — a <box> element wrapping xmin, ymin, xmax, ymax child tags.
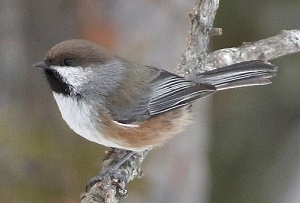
<box><xmin>111</xmin><ymin>67</ymin><xmax>215</xmax><ymax>124</ymax></box>
<box><xmin>148</xmin><ymin>69</ymin><xmax>215</xmax><ymax>116</ymax></box>
<box><xmin>110</xmin><ymin>60</ymin><xmax>276</xmax><ymax>124</ymax></box>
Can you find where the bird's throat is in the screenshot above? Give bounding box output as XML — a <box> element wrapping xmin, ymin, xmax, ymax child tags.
<box><xmin>44</xmin><ymin>68</ymin><xmax>72</xmax><ymax>95</ymax></box>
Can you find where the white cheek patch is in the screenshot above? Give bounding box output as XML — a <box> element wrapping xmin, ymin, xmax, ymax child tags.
<box><xmin>52</xmin><ymin>66</ymin><xmax>92</xmax><ymax>87</ymax></box>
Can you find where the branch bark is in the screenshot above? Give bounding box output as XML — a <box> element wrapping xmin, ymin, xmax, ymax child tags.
<box><xmin>176</xmin><ymin>0</ymin><xmax>221</xmax><ymax>77</ymax></box>
<box><xmin>204</xmin><ymin>29</ymin><xmax>300</xmax><ymax>70</ymax></box>
<box><xmin>80</xmin><ymin>0</ymin><xmax>300</xmax><ymax>202</ymax></box>
<box><xmin>81</xmin><ymin>149</ymin><xmax>148</xmax><ymax>203</ymax></box>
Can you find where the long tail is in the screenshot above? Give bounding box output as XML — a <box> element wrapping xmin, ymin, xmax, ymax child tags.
<box><xmin>196</xmin><ymin>60</ymin><xmax>277</xmax><ymax>90</ymax></box>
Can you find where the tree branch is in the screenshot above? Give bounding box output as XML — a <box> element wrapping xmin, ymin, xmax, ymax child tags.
<box><xmin>81</xmin><ymin>149</ymin><xmax>148</xmax><ymax>203</ymax></box>
<box><xmin>176</xmin><ymin>0</ymin><xmax>221</xmax><ymax>77</ymax></box>
<box><xmin>204</xmin><ymin>29</ymin><xmax>300</xmax><ymax>70</ymax></box>
<box><xmin>80</xmin><ymin>0</ymin><xmax>300</xmax><ymax>202</ymax></box>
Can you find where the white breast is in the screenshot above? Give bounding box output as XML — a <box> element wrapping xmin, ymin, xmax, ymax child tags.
<box><xmin>52</xmin><ymin>92</ymin><xmax>124</xmax><ymax>149</ymax></box>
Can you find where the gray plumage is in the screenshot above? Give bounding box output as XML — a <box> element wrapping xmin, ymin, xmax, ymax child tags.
<box><xmin>108</xmin><ymin>60</ymin><xmax>277</xmax><ymax>124</ymax></box>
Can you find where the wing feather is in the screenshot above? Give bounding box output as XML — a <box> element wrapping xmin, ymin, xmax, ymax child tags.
<box><xmin>109</xmin><ymin>66</ymin><xmax>215</xmax><ymax>124</ymax></box>
<box><xmin>108</xmin><ymin>60</ymin><xmax>276</xmax><ymax>125</ymax></box>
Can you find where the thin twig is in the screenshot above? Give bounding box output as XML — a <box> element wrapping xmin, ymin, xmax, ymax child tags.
<box><xmin>203</xmin><ymin>29</ymin><xmax>300</xmax><ymax>71</ymax></box>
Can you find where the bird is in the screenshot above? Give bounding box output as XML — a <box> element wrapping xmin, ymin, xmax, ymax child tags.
<box><xmin>34</xmin><ymin>39</ymin><xmax>277</xmax><ymax>152</ymax></box>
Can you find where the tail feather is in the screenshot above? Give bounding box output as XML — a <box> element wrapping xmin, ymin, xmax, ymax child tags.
<box><xmin>196</xmin><ymin>60</ymin><xmax>277</xmax><ymax>90</ymax></box>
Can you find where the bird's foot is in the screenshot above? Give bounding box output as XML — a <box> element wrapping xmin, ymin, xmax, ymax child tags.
<box><xmin>85</xmin><ymin>151</ymin><xmax>136</xmax><ymax>191</ymax></box>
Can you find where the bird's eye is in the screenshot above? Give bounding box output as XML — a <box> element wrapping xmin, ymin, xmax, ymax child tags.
<box><xmin>63</xmin><ymin>59</ymin><xmax>74</xmax><ymax>66</ymax></box>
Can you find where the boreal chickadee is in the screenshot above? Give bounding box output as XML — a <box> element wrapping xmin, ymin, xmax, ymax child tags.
<box><xmin>34</xmin><ymin>39</ymin><xmax>277</xmax><ymax>151</ymax></box>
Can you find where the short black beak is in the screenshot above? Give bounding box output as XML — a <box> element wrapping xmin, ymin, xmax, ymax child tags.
<box><xmin>33</xmin><ymin>61</ymin><xmax>49</xmax><ymax>69</ymax></box>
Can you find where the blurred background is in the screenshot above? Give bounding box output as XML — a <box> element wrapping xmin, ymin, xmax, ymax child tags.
<box><xmin>1</xmin><ymin>0</ymin><xmax>300</xmax><ymax>202</ymax></box>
